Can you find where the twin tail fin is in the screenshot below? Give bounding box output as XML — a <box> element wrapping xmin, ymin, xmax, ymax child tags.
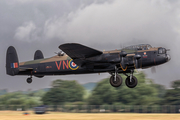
<box><xmin>6</xmin><ymin>46</ymin><xmax>19</xmax><ymax>76</ymax></box>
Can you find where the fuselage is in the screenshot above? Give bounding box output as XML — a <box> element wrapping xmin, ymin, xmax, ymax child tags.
<box><xmin>17</xmin><ymin>46</ymin><xmax>170</xmax><ymax>77</ymax></box>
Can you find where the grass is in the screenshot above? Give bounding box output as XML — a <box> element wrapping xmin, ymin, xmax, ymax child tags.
<box><xmin>0</xmin><ymin>111</ymin><xmax>180</xmax><ymax>120</ymax></box>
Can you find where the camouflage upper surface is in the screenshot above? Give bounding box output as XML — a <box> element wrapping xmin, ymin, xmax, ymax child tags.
<box><xmin>19</xmin><ymin>47</ymin><xmax>159</xmax><ymax>66</ymax></box>
<box><xmin>19</xmin><ymin>55</ymin><xmax>71</xmax><ymax>66</ymax></box>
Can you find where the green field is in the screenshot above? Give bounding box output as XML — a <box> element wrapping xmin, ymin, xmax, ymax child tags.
<box><xmin>0</xmin><ymin>111</ymin><xmax>180</xmax><ymax>120</ymax></box>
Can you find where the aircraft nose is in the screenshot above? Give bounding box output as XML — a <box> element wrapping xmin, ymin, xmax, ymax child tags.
<box><xmin>166</xmin><ymin>54</ymin><xmax>171</xmax><ymax>62</ymax></box>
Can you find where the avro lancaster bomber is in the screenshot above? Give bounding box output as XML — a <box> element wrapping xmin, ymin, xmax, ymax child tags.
<box><xmin>6</xmin><ymin>43</ymin><xmax>170</xmax><ymax>88</ymax></box>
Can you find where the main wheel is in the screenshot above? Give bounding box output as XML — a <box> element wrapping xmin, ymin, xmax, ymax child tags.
<box><xmin>125</xmin><ymin>76</ymin><xmax>138</xmax><ymax>88</ymax></box>
<box><xmin>109</xmin><ymin>74</ymin><xmax>123</xmax><ymax>87</ymax></box>
<box><xmin>27</xmin><ymin>78</ymin><xmax>32</xmax><ymax>84</ymax></box>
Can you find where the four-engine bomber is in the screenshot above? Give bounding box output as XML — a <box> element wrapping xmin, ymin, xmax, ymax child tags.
<box><xmin>6</xmin><ymin>43</ymin><xmax>170</xmax><ymax>88</ymax></box>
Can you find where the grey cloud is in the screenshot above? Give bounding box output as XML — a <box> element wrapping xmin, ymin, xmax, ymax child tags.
<box><xmin>14</xmin><ymin>21</ymin><xmax>41</xmax><ymax>42</ymax></box>
<box><xmin>16</xmin><ymin>0</ymin><xmax>180</xmax><ymax>48</ymax></box>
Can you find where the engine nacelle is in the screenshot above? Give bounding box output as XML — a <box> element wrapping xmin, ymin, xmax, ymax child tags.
<box><xmin>120</xmin><ymin>51</ymin><xmax>127</xmax><ymax>57</ymax></box>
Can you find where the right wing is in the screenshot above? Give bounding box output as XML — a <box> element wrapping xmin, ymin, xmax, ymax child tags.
<box><xmin>59</xmin><ymin>43</ymin><xmax>103</xmax><ymax>59</ymax></box>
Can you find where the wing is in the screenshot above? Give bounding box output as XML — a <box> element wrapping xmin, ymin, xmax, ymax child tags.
<box><xmin>59</xmin><ymin>43</ymin><xmax>103</xmax><ymax>59</ymax></box>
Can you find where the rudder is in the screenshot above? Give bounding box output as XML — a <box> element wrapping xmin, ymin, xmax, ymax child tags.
<box><xmin>6</xmin><ymin>46</ymin><xmax>19</xmax><ymax>76</ymax></box>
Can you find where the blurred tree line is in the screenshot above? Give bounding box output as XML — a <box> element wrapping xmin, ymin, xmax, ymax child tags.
<box><xmin>88</xmin><ymin>72</ymin><xmax>164</xmax><ymax>105</ymax></box>
<box><xmin>1</xmin><ymin>72</ymin><xmax>180</xmax><ymax>106</ymax></box>
<box><xmin>0</xmin><ymin>90</ymin><xmax>45</xmax><ymax>106</ymax></box>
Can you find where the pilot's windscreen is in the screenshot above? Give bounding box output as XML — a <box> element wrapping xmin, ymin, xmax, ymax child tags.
<box><xmin>158</xmin><ymin>48</ymin><xmax>166</xmax><ymax>54</ymax></box>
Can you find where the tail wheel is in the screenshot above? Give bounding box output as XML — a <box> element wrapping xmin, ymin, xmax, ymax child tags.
<box><xmin>125</xmin><ymin>76</ymin><xmax>138</xmax><ymax>88</ymax></box>
<box><xmin>109</xmin><ymin>74</ymin><xmax>123</xmax><ymax>87</ymax></box>
<box><xmin>27</xmin><ymin>78</ymin><xmax>32</xmax><ymax>84</ymax></box>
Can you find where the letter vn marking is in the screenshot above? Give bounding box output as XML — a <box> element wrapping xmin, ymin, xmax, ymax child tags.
<box><xmin>55</xmin><ymin>61</ymin><xmax>62</xmax><ymax>70</ymax></box>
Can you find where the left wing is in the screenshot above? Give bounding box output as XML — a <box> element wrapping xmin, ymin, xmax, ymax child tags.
<box><xmin>59</xmin><ymin>43</ymin><xmax>103</xmax><ymax>59</ymax></box>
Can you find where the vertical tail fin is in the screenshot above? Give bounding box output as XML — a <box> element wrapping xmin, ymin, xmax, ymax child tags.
<box><xmin>6</xmin><ymin>46</ymin><xmax>19</xmax><ymax>76</ymax></box>
<box><xmin>34</xmin><ymin>50</ymin><xmax>44</xmax><ymax>78</ymax></box>
<box><xmin>34</xmin><ymin>50</ymin><xmax>44</xmax><ymax>60</ymax></box>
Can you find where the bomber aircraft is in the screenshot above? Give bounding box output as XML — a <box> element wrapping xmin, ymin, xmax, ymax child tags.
<box><xmin>6</xmin><ymin>43</ymin><xmax>170</xmax><ymax>88</ymax></box>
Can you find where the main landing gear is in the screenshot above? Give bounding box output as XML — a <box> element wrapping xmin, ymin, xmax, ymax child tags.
<box><xmin>26</xmin><ymin>76</ymin><xmax>32</xmax><ymax>84</ymax></box>
<box><xmin>109</xmin><ymin>66</ymin><xmax>123</xmax><ymax>87</ymax></box>
<box><xmin>124</xmin><ymin>70</ymin><xmax>138</xmax><ymax>88</ymax></box>
<box><xmin>109</xmin><ymin>69</ymin><xmax>138</xmax><ymax>88</ymax></box>
<box><xmin>109</xmin><ymin>74</ymin><xmax>123</xmax><ymax>87</ymax></box>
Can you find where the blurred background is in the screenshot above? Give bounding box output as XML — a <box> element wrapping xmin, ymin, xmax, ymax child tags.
<box><xmin>1</xmin><ymin>72</ymin><xmax>180</xmax><ymax>113</ymax></box>
<box><xmin>0</xmin><ymin>0</ymin><xmax>180</xmax><ymax>113</ymax></box>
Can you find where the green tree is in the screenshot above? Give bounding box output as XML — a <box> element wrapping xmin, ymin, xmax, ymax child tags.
<box><xmin>0</xmin><ymin>92</ymin><xmax>42</xmax><ymax>106</ymax></box>
<box><xmin>116</xmin><ymin>73</ymin><xmax>160</xmax><ymax>105</ymax></box>
<box><xmin>42</xmin><ymin>88</ymin><xmax>66</xmax><ymax>105</ymax></box>
<box><xmin>42</xmin><ymin>79</ymin><xmax>85</xmax><ymax>105</ymax></box>
<box><xmin>88</xmin><ymin>82</ymin><xmax>117</xmax><ymax>105</ymax></box>
<box><xmin>88</xmin><ymin>72</ymin><xmax>161</xmax><ymax>105</ymax></box>
<box><xmin>164</xmin><ymin>80</ymin><xmax>180</xmax><ymax>105</ymax></box>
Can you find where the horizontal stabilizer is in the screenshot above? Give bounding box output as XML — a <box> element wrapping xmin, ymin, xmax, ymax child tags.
<box><xmin>59</xmin><ymin>43</ymin><xmax>102</xmax><ymax>59</ymax></box>
<box><xmin>19</xmin><ymin>67</ymin><xmax>33</xmax><ymax>72</ymax></box>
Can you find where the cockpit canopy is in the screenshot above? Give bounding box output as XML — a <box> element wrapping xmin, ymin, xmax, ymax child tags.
<box><xmin>122</xmin><ymin>44</ymin><xmax>152</xmax><ymax>51</ymax></box>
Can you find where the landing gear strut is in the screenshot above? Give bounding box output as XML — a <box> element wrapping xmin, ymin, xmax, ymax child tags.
<box><xmin>125</xmin><ymin>70</ymin><xmax>138</xmax><ymax>88</ymax></box>
<box><xmin>109</xmin><ymin>67</ymin><xmax>138</xmax><ymax>88</ymax></box>
<box><xmin>109</xmin><ymin>74</ymin><xmax>123</xmax><ymax>87</ymax></box>
<box><xmin>109</xmin><ymin>66</ymin><xmax>123</xmax><ymax>87</ymax></box>
<box><xmin>26</xmin><ymin>76</ymin><xmax>32</xmax><ymax>84</ymax></box>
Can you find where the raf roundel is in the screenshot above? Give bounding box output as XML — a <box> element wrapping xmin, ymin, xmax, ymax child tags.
<box><xmin>69</xmin><ymin>59</ymin><xmax>79</xmax><ymax>70</ymax></box>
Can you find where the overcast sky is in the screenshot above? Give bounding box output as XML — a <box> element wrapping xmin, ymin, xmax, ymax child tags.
<box><xmin>1</xmin><ymin>0</ymin><xmax>180</xmax><ymax>91</ymax></box>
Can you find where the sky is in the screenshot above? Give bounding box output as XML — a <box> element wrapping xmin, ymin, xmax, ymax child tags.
<box><xmin>0</xmin><ymin>0</ymin><xmax>180</xmax><ymax>91</ymax></box>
